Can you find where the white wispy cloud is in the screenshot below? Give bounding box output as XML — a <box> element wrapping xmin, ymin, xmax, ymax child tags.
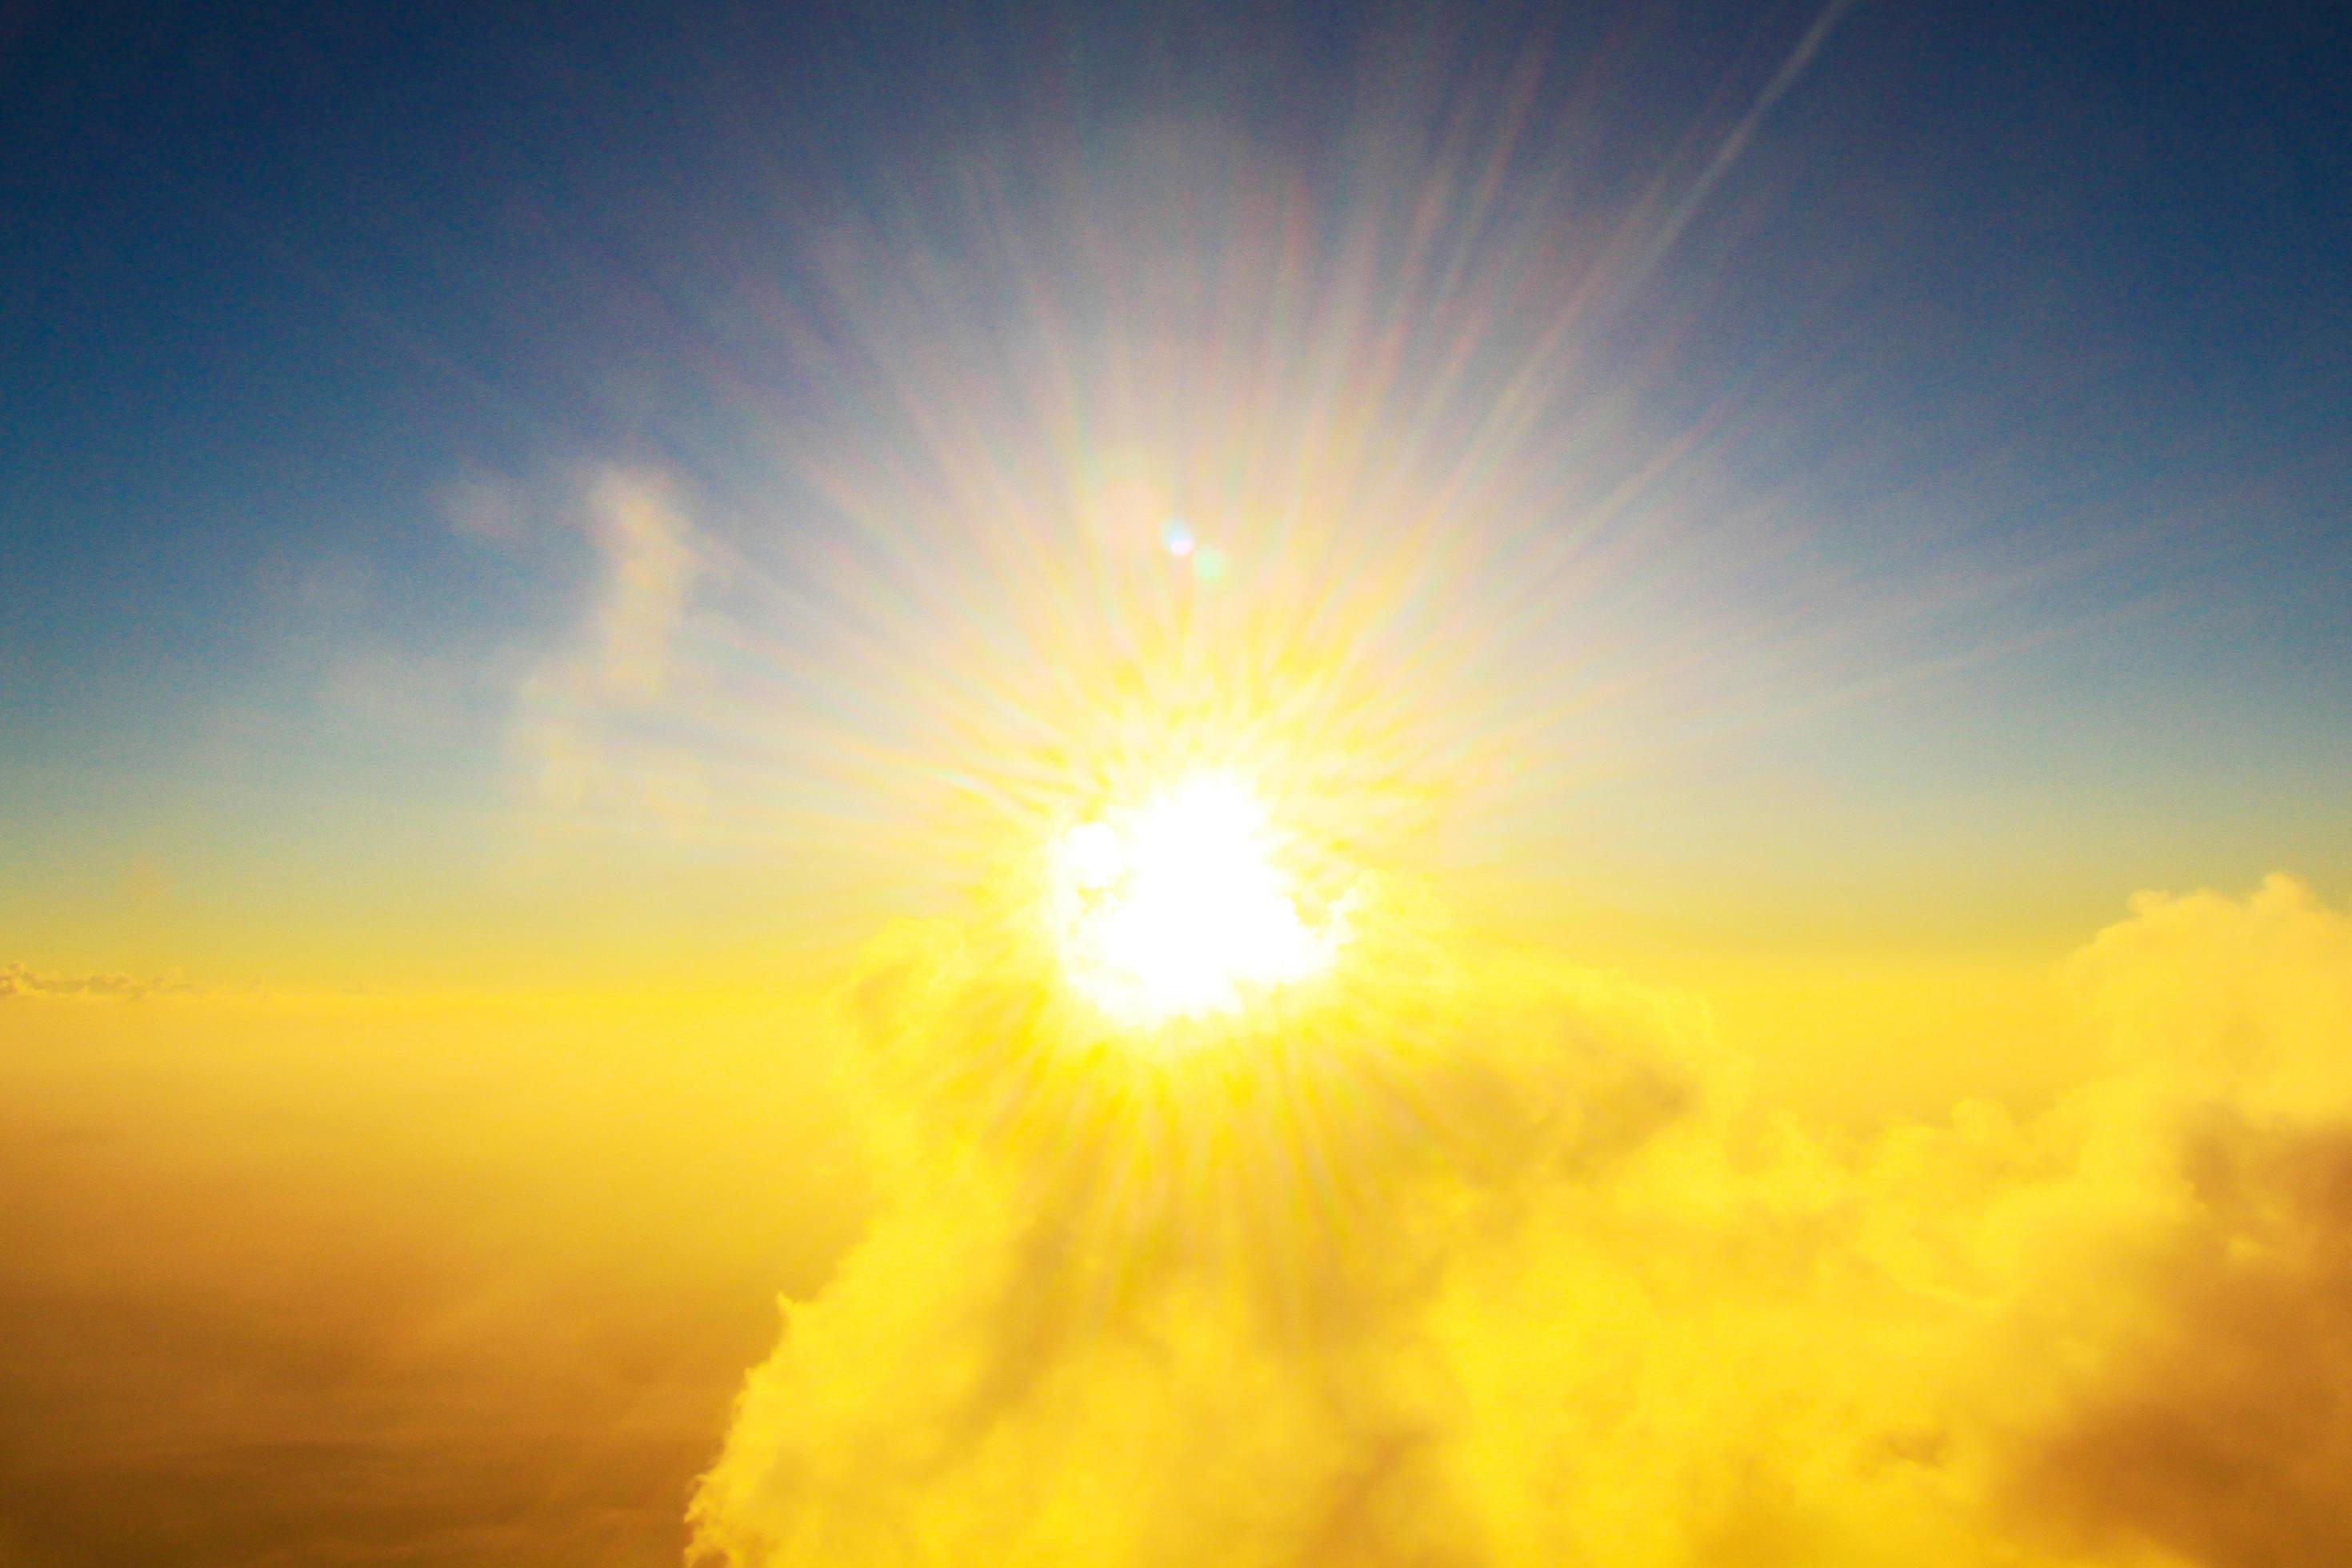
<box><xmin>508</xmin><ymin>468</ymin><xmax>714</xmax><ymax>824</ymax></box>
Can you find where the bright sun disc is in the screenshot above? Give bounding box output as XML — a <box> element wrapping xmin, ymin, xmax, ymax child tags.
<box><xmin>1051</xmin><ymin>771</ymin><xmax>1342</xmax><ymax>1025</ymax></box>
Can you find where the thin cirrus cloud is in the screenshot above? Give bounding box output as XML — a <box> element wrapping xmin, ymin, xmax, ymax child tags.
<box><xmin>0</xmin><ymin>963</ymin><xmax>186</xmax><ymax>1001</ymax></box>
<box><xmin>509</xmin><ymin>468</ymin><xmax>712</xmax><ymax>822</ymax></box>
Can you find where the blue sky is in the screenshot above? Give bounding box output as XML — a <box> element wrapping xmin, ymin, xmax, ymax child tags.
<box><xmin>3</xmin><ymin>0</ymin><xmax>2347</xmax><ymax>977</ymax></box>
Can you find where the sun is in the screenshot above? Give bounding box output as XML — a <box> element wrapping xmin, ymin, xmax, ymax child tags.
<box><xmin>1050</xmin><ymin>770</ymin><xmax>1344</xmax><ymax>1026</ymax></box>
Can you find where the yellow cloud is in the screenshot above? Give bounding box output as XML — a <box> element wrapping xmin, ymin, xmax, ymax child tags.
<box><xmin>692</xmin><ymin>876</ymin><xmax>2352</xmax><ymax>1566</ymax></box>
<box><xmin>0</xmin><ymin>982</ymin><xmax>858</xmax><ymax>1565</ymax></box>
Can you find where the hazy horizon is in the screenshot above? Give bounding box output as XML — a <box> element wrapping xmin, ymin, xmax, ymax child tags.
<box><xmin>5</xmin><ymin>0</ymin><xmax>2349</xmax><ymax>1562</ymax></box>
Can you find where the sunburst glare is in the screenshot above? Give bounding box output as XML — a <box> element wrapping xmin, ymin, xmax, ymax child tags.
<box><xmin>1049</xmin><ymin>770</ymin><xmax>1346</xmax><ymax>1026</ymax></box>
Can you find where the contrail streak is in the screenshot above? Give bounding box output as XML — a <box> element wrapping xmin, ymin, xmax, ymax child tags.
<box><xmin>1626</xmin><ymin>0</ymin><xmax>1872</xmax><ymax>286</ymax></box>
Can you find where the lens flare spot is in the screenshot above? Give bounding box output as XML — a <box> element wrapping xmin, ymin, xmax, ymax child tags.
<box><xmin>1052</xmin><ymin>771</ymin><xmax>1339</xmax><ymax>1025</ymax></box>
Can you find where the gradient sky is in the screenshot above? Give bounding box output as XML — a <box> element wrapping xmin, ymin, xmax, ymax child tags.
<box><xmin>4</xmin><ymin>0</ymin><xmax>2349</xmax><ymax>989</ymax></box>
<box><xmin>10</xmin><ymin>6</ymin><xmax>2352</xmax><ymax>1566</ymax></box>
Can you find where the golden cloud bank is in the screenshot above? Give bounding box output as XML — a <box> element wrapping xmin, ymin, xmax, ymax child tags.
<box><xmin>692</xmin><ymin>874</ymin><xmax>2352</xmax><ymax>1567</ymax></box>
